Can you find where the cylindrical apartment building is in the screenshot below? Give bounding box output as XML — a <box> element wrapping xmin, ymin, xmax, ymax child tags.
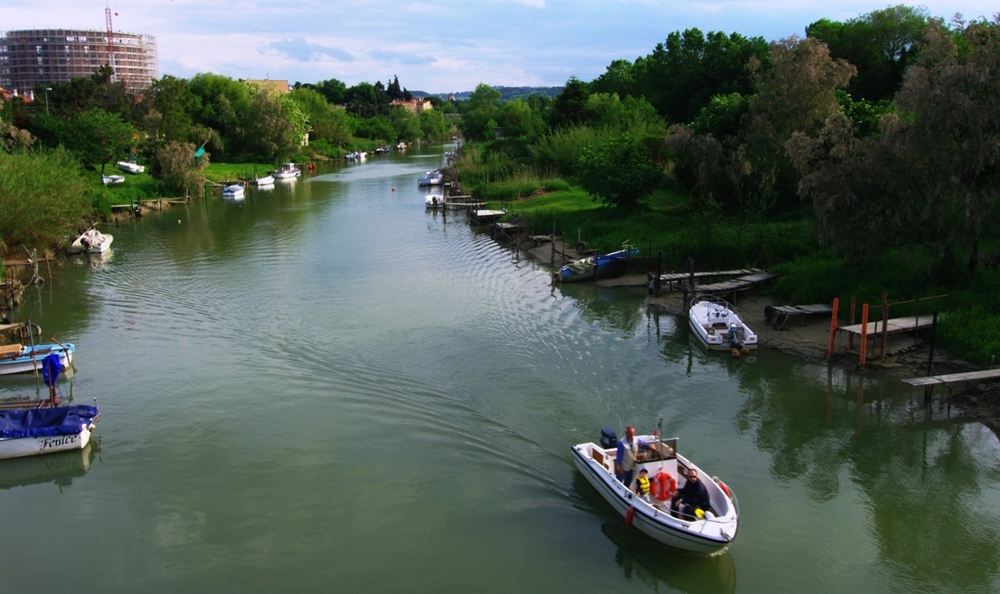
<box><xmin>0</xmin><ymin>29</ymin><xmax>159</xmax><ymax>98</ymax></box>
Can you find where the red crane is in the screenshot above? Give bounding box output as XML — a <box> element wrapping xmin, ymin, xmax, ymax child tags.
<box><xmin>105</xmin><ymin>6</ymin><xmax>116</xmax><ymax>80</ymax></box>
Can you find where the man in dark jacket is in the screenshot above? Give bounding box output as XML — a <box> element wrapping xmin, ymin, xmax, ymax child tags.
<box><xmin>670</xmin><ymin>468</ymin><xmax>711</xmax><ymax>520</ymax></box>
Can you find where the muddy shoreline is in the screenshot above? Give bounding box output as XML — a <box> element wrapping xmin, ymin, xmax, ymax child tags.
<box><xmin>524</xmin><ymin>236</ymin><xmax>1000</xmax><ymax>434</ymax></box>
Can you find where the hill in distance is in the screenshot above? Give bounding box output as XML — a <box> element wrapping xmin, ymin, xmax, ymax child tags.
<box><xmin>414</xmin><ymin>85</ymin><xmax>564</xmax><ymax>101</ymax></box>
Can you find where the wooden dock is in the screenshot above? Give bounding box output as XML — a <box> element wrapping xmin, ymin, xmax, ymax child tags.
<box><xmin>902</xmin><ymin>368</ymin><xmax>1000</xmax><ymax>388</ymax></box>
<box><xmin>838</xmin><ymin>314</ymin><xmax>936</xmax><ymax>337</ymax></box>
<box><xmin>767</xmin><ymin>304</ymin><xmax>834</xmax><ymax>330</ymax></box>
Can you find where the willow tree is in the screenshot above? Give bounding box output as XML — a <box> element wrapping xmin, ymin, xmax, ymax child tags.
<box><xmin>789</xmin><ymin>18</ymin><xmax>1000</xmax><ymax>268</ymax></box>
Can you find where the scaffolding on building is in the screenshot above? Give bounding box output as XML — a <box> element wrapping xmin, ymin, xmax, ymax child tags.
<box><xmin>0</xmin><ymin>29</ymin><xmax>158</xmax><ymax>98</ymax></box>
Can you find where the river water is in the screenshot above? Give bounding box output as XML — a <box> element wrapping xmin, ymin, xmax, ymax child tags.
<box><xmin>2</xmin><ymin>143</ymin><xmax>999</xmax><ymax>594</ymax></box>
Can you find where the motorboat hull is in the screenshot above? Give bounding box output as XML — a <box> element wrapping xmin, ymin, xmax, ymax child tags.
<box><xmin>571</xmin><ymin>436</ymin><xmax>738</xmax><ymax>554</ymax></box>
<box><xmin>688</xmin><ymin>296</ymin><xmax>758</xmax><ymax>352</ymax></box>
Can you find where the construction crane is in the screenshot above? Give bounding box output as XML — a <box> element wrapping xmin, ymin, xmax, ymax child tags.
<box><xmin>105</xmin><ymin>6</ymin><xmax>117</xmax><ymax>81</ymax></box>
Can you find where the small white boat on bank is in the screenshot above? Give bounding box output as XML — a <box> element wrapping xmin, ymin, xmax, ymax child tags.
<box><xmin>222</xmin><ymin>184</ymin><xmax>245</xmax><ymax>199</ymax></box>
<box><xmin>688</xmin><ymin>296</ymin><xmax>758</xmax><ymax>353</ymax></box>
<box><xmin>572</xmin><ymin>431</ymin><xmax>739</xmax><ymax>554</ymax></box>
<box><xmin>254</xmin><ymin>174</ymin><xmax>274</xmax><ymax>186</ymax></box>
<box><xmin>117</xmin><ymin>161</ymin><xmax>144</xmax><ymax>174</ymax></box>
<box><xmin>101</xmin><ymin>174</ymin><xmax>125</xmax><ymax>186</ymax></box>
<box><xmin>0</xmin><ymin>404</ymin><xmax>99</xmax><ymax>460</ymax></box>
<box><xmin>70</xmin><ymin>229</ymin><xmax>113</xmax><ymax>254</ymax></box>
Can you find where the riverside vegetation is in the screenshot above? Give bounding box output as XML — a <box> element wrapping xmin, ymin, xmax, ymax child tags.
<box><xmin>2</xmin><ymin>5</ymin><xmax>1000</xmax><ymax>369</ymax></box>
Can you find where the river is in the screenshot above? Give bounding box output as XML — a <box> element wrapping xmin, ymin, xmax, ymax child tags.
<box><xmin>1</xmin><ymin>143</ymin><xmax>999</xmax><ymax>594</ymax></box>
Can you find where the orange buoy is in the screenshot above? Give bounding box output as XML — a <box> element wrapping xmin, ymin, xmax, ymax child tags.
<box><xmin>651</xmin><ymin>472</ymin><xmax>676</xmax><ymax>501</ymax></box>
<box><xmin>625</xmin><ymin>506</ymin><xmax>635</xmax><ymax>525</ymax></box>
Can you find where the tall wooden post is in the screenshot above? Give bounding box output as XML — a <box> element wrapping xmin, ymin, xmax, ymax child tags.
<box><xmin>849</xmin><ymin>296</ymin><xmax>857</xmax><ymax>350</ymax></box>
<box><xmin>924</xmin><ymin>312</ymin><xmax>938</xmax><ymax>402</ymax></box>
<box><xmin>828</xmin><ymin>297</ymin><xmax>839</xmax><ymax>358</ymax></box>
<box><xmin>880</xmin><ymin>291</ymin><xmax>889</xmax><ymax>361</ymax></box>
<box><xmin>859</xmin><ymin>303</ymin><xmax>869</xmax><ymax>368</ymax></box>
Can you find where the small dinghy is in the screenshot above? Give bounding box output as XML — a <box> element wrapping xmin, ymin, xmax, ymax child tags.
<box><xmin>688</xmin><ymin>296</ymin><xmax>757</xmax><ymax>354</ymax></box>
<box><xmin>222</xmin><ymin>184</ymin><xmax>245</xmax><ymax>199</ymax></box>
<box><xmin>572</xmin><ymin>430</ymin><xmax>738</xmax><ymax>554</ymax></box>
<box><xmin>71</xmin><ymin>228</ymin><xmax>113</xmax><ymax>254</ymax></box>
<box><xmin>0</xmin><ymin>342</ymin><xmax>74</xmax><ymax>376</ymax></box>
<box><xmin>557</xmin><ymin>247</ymin><xmax>639</xmax><ymax>282</ymax></box>
<box><xmin>0</xmin><ymin>404</ymin><xmax>99</xmax><ymax>459</ymax></box>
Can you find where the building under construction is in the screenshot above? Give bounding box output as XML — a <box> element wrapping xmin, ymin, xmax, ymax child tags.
<box><xmin>0</xmin><ymin>29</ymin><xmax>159</xmax><ymax>98</ymax></box>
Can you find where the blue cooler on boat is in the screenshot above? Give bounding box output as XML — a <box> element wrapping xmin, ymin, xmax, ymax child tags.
<box><xmin>600</xmin><ymin>428</ymin><xmax>617</xmax><ymax>449</ymax></box>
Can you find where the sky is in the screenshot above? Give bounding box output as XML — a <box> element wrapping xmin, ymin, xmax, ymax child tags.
<box><xmin>2</xmin><ymin>1</ymin><xmax>997</xmax><ymax>94</ymax></box>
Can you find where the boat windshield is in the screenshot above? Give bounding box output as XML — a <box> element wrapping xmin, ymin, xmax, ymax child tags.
<box><xmin>639</xmin><ymin>437</ymin><xmax>677</xmax><ymax>463</ymax></box>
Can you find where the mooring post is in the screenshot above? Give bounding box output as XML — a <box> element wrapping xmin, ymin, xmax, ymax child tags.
<box><xmin>828</xmin><ymin>297</ymin><xmax>839</xmax><ymax>358</ymax></box>
<box><xmin>849</xmin><ymin>296</ymin><xmax>857</xmax><ymax>351</ymax></box>
<box><xmin>859</xmin><ymin>303</ymin><xmax>869</xmax><ymax>368</ymax></box>
<box><xmin>923</xmin><ymin>311</ymin><xmax>938</xmax><ymax>402</ymax></box>
<box><xmin>880</xmin><ymin>291</ymin><xmax>889</xmax><ymax>361</ymax></box>
<box><xmin>655</xmin><ymin>251</ymin><xmax>662</xmax><ymax>297</ymax></box>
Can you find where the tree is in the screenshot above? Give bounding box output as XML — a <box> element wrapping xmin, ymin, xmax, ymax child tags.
<box><xmin>578</xmin><ymin>133</ymin><xmax>661</xmax><ymax>209</ymax></box>
<box><xmin>242</xmin><ymin>84</ymin><xmax>308</xmax><ymax>160</ymax></box>
<box><xmin>289</xmin><ymin>87</ymin><xmax>352</xmax><ymax>145</ymax></box>
<box><xmin>65</xmin><ymin>109</ymin><xmax>136</xmax><ymax>175</ymax></box>
<box><xmin>548</xmin><ymin>77</ymin><xmax>590</xmax><ymax>129</ymax></box>
<box><xmin>388</xmin><ymin>106</ymin><xmax>422</xmax><ymax>142</ymax></box>
<box><xmin>459</xmin><ymin>84</ymin><xmax>502</xmax><ymax>141</ymax></box>
<box><xmin>807</xmin><ymin>5</ymin><xmax>930</xmax><ymax>103</ymax></box>
<box><xmin>157</xmin><ymin>141</ymin><xmax>209</xmax><ymax>199</ymax></box>
<box><xmin>789</xmin><ymin>18</ymin><xmax>1000</xmax><ymax>267</ymax></box>
<box><xmin>315</xmin><ymin>78</ymin><xmax>347</xmax><ymax>105</ymax></box>
<box><xmin>418</xmin><ymin>109</ymin><xmax>449</xmax><ymax>140</ymax></box>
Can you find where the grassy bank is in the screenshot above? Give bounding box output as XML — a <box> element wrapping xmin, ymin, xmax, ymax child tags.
<box><xmin>453</xmin><ymin>147</ymin><xmax>1000</xmax><ymax>367</ymax></box>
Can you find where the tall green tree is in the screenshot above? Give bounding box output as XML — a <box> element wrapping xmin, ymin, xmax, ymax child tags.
<box><xmin>807</xmin><ymin>5</ymin><xmax>929</xmax><ymax>103</ymax></box>
<box><xmin>65</xmin><ymin>108</ymin><xmax>136</xmax><ymax>175</ymax></box>
<box><xmin>789</xmin><ymin>18</ymin><xmax>1000</xmax><ymax>267</ymax></box>
<box><xmin>459</xmin><ymin>84</ymin><xmax>502</xmax><ymax>141</ymax></box>
<box><xmin>578</xmin><ymin>132</ymin><xmax>661</xmax><ymax>209</ymax></box>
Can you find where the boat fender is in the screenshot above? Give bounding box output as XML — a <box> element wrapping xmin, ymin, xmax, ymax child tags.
<box><xmin>730</xmin><ymin>348</ymin><xmax>741</xmax><ymax>358</ymax></box>
<box><xmin>715</xmin><ymin>478</ymin><xmax>733</xmax><ymax>499</ymax></box>
<box><xmin>651</xmin><ymin>472</ymin><xmax>676</xmax><ymax>501</ymax></box>
<box><xmin>625</xmin><ymin>506</ymin><xmax>635</xmax><ymax>526</ymax></box>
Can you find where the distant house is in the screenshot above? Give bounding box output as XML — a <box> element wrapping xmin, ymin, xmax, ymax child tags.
<box><xmin>392</xmin><ymin>98</ymin><xmax>433</xmax><ymax>114</ymax></box>
<box><xmin>246</xmin><ymin>79</ymin><xmax>290</xmax><ymax>94</ymax></box>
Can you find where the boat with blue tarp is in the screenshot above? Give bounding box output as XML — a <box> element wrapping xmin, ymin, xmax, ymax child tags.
<box><xmin>0</xmin><ymin>404</ymin><xmax>99</xmax><ymax>459</ymax></box>
<box><xmin>557</xmin><ymin>246</ymin><xmax>640</xmax><ymax>283</ymax></box>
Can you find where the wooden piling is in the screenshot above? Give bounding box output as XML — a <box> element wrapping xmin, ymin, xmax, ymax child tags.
<box><xmin>827</xmin><ymin>297</ymin><xmax>839</xmax><ymax>358</ymax></box>
<box><xmin>859</xmin><ymin>303</ymin><xmax>869</xmax><ymax>367</ymax></box>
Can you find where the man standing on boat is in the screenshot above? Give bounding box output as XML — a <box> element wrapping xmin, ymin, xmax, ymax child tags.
<box><xmin>615</xmin><ymin>426</ymin><xmax>644</xmax><ymax>489</ymax></box>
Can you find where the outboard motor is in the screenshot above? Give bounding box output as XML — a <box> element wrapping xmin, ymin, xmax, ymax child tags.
<box><xmin>600</xmin><ymin>428</ymin><xmax>618</xmax><ymax>449</ymax></box>
<box><xmin>728</xmin><ymin>322</ymin><xmax>743</xmax><ymax>349</ymax></box>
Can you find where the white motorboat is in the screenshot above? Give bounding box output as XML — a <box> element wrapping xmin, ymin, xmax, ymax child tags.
<box><xmin>117</xmin><ymin>160</ymin><xmax>145</xmax><ymax>174</ymax></box>
<box><xmin>425</xmin><ymin>192</ymin><xmax>445</xmax><ymax>209</ymax></box>
<box><xmin>396</xmin><ymin>141</ymin><xmax>407</xmax><ymax>150</ymax></box>
<box><xmin>70</xmin><ymin>229</ymin><xmax>113</xmax><ymax>254</ymax></box>
<box><xmin>101</xmin><ymin>174</ymin><xmax>125</xmax><ymax>185</ymax></box>
<box><xmin>688</xmin><ymin>296</ymin><xmax>758</xmax><ymax>353</ymax></box>
<box><xmin>254</xmin><ymin>174</ymin><xmax>274</xmax><ymax>186</ymax></box>
<box><xmin>273</xmin><ymin>163</ymin><xmax>301</xmax><ymax>180</ymax></box>
<box><xmin>572</xmin><ymin>432</ymin><xmax>739</xmax><ymax>554</ymax></box>
<box><xmin>0</xmin><ymin>404</ymin><xmax>99</xmax><ymax>460</ymax></box>
<box><xmin>418</xmin><ymin>170</ymin><xmax>443</xmax><ymax>186</ymax></box>
<box><xmin>222</xmin><ymin>184</ymin><xmax>245</xmax><ymax>199</ymax></box>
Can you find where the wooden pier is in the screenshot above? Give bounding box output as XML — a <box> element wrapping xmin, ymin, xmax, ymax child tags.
<box><xmin>902</xmin><ymin>368</ymin><xmax>1000</xmax><ymax>389</ymax></box>
<box><xmin>767</xmin><ymin>304</ymin><xmax>834</xmax><ymax>330</ymax></box>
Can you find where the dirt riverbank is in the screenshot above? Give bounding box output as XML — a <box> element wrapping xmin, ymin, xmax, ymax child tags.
<box><xmin>525</xmin><ymin>235</ymin><xmax>1000</xmax><ymax>434</ymax></box>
